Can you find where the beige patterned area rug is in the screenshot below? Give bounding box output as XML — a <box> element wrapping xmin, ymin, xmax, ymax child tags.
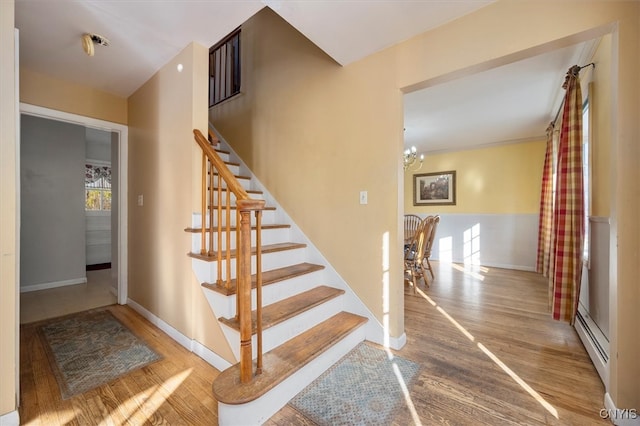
<box><xmin>38</xmin><ymin>308</ymin><xmax>162</xmax><ymax>399</ymax></box>
<box><xmin>289</xmin><ymin>342</ymin><xmax>420</xmax><ymax>425</ymax></box>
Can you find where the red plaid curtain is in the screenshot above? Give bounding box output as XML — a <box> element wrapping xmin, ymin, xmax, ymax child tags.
<box><xmin>536</xmin><ymin>123</ymin><xmax>555</xmax><ymax>277</ymax></box>
<box><xmin>550</xmin><ymin>66</ymin><xmax>585</xmax><ymax>324</ymax></box>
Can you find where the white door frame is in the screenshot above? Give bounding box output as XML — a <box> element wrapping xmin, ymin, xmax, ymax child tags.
<box><xmin>19</xmin><ymin>103</ymin><xmax>128</xmax><ymax>304</ymax></box>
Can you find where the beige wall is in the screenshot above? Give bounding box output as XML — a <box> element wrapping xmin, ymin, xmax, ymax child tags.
<box><xmin>20</xmin><ymin>68</ymin><xmax>127</xmax><ymax>124</ymax></box>
<box><xmin>211</xmin><ymin>9</ymin><xmax>406</xmax><ymax>339</ymax></box>
<box><xmin>404</xmin><ymin>140</ymin><xmax>546</xmax><ymax>215</ymax></box>
<box><xmin>213</xmin><ymin>1</ymin><xmax>638</xmax><ymax>409</ymax></box>
<box><xmin>4</xmin><ymin>0</ymin><xmax>636</xmax><ymax>414</ymax></box>
<box><xmin>587</xmin><ymin>33</ymin><xmax>613</xmax><ymax>218</ymax></box>
<box><xmin>127</xmin><ymin>42</ymin><xmax>235</xmax><ymax>363</ymax></box>
<box><xmin>0</xmin><ymin>0</ymin><xmax>18</xmax><ymax>417</ymax></box>
<box><xmin>396</xmin><ymin>0</ymin><xmax>639</xmax><ymax>410</ymax></box>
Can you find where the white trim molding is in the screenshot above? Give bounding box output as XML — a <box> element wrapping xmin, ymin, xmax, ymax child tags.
<box><xmin>603</xmin><ymin>393</ymin><xmax>640</xmax><ymax>425</ymax></box>
<box><xmin>0</xmin><ymin>410</ymin><xmax>19</xmax><ymax>426</ymax></box>
<box><xmin>19</xmin><ymin>103</ymin><xmax>128</xmax><ymax>305</ymax></box>
<box><xmin>127</xmin><ymin>298</ymin><xmax>232</xmax><ymax>372</ymax></box>
<box><xmin>20</xmin><ymin>277</ymin><xmax>87</xmax><ymax>293</ymax></box>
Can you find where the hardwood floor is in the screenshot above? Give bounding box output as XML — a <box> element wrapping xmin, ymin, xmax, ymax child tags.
<box><xmin>19</xmin><ymin>304</ymin><xmax>220</xmax><ymax>426</ymax></box>
<box><xmin>20</xmin><ymin>262</ymin><xmax>607</xmax><ymax>425</ymax></box>
<box><xmin>269</xmin><ymin>262</ymin><xmax>607</xmax><ymax>426</ymax></box>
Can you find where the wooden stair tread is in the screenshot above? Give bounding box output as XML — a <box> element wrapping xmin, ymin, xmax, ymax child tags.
<box><xmin>184</xmin><ymin>224</ymin><xmax>290</xmax><ymax>233</ymax></box>
<box><xmin>202</xmin><ymin>262</ymin><xmax>325</xmax><ymax>296</ymax></box>
<box><xmin>212</xmin><ymin>312</ymin><xmax>368</xmax><ymax>404</ymax></box>
<box><xmin>188</xmin><ymin>242</ymin><xmax>306</xmax><ymax>261</ymax></box>
<box><xmin>219</xmin><ymin>285</ymin><xmax>344</xmax><ymax>333</ymax></box>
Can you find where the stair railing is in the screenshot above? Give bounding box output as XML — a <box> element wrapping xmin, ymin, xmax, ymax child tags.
<box><xmin>193</xmin><ymin>129</ymin><xmax>265</xmax><ymax>383</ymax></box>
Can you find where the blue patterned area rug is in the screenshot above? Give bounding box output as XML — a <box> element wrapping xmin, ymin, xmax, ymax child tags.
<box><xmin>38</xmin><ymin>308</ymin><xmax>162</xmax><ymax>399</ymax></box>
<box><xmin>289</xmin><ymin>342</ymin><xmax>420</xmax><ymax>425</ymax></box>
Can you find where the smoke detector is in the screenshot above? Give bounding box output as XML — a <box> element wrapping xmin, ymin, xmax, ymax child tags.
<box><xmin>82</xmin><ymin>33</ymin><xmax>110</xmax><ymax>57</ymax></box>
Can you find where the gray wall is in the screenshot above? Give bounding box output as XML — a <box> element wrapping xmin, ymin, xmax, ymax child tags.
<box><xmin>110</xmin><ymin>131</ymin><xmax>119</xmax><ymax>292</ymax></box>
<box><xmin>20</xmin><ymin>114</ymin><xmax>86</xmax><ymax>289</ymax></box>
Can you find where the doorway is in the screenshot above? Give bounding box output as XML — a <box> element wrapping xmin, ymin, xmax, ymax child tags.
<box><xmin>19</xmin><ymin>103</ymin><xmax>128</xmax><ymax>322</ymax></box>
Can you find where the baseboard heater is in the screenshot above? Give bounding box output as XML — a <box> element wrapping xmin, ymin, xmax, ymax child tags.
<box><xmin>575</xmin><ymin>308</ymin><xmax>609</xmax><ymax>385</ymax></box>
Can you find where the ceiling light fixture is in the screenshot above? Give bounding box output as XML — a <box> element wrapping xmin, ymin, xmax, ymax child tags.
<box><xmin>403</xmin><ymin>146</ymin><xmax>424</xmax><ymax>171</ymax></box>
<box><xmin>82</xmin><ymin>33</ymin><xmax>110</xmax><ymax>57</ymax></box>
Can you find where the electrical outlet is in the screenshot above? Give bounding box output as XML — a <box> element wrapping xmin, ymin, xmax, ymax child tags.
<box><xmin>137</xmin><ymin>194</ymin><xmax>144</xmax><ymax>206</ymax></box>
<box><xmin>359</xmin><ymin>191</ymin><xmax>368</xmax><ymax>205</ymax></box>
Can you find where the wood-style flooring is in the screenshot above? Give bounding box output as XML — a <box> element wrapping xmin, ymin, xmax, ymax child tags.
<box><xmin>19</xmin><ymin>262</ymin><xmax>607</xmax><ymax>425</ymax></box>
<box><xmin>270</xmin><ymin>262</ymin><xmax>607</xmax><ymax>425</ymax></box>
<box><xmin>19</xmin><ymin>305</ymin><xmax>220</xmax><ymax>426</ymax></box>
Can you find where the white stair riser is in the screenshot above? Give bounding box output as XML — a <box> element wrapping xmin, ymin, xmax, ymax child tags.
<box><xmin>221</xmin><ymin>295</ymin><xmax>345</xmax><ymax>361</ymax></box>
<box><xmin>223</xmin><ymin>164</ymin><xmax>240</xmax><ymax>175</ymax></box>
<box><xmin>202</xmin><ymin>286</ymin><xmax>236</xmax><ymax>322</ymax></box>
<box><xmin>192</xmin><ymin>248</ymin><xmax>308</xmax><ymax>285</ymax></box>
<box><xmin>213</xmin><ymin>151</ymin><xmax>230</xmax><ymax>162</ymax></box>
<box><xmin>210</xmin><ymin>175</ymin><xmax>251</xmax><ymax>191</ymax></box>
<box><xmin>201</xmin><ymin>271</ymin><xmax>325</xmax><ymax>319</ymax></box>
<box><xmin>217</xmin><ymin>325</ymin><xmax>367</xmax><ymax>426</ymax></box>
<box><xmin>190</xmin><ymin>227</ymin><xmax>290</xmax><ymax>252</ymax></box>
<box><xmin>259</xmin><ymin>272</ymin><xmax>325</xmax><ymax>307</ymax></box>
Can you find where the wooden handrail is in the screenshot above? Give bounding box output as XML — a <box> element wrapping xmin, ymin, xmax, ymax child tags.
<box><xmin>194</xmin><ymin>129</ymin><xmax>251</xmax><ymax>200</ymax></box>
<box><xmin>193</xmin><ymin>128</ymin><xmax>265</xmax><ymax>384</ymax></box>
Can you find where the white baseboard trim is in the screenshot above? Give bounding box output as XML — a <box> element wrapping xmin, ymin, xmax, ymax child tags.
<box><xmin>604</xmin><ymin>393</ymin><xmax>640</xmax><ymax>425</ymax></box>
<box><xmin>0</xmin><ymin>410</ymin><xmax>20</xmax><ymax>426</ymax></box>
<box><xmin>20</xmin><ymin>277</ymin><xmax>87</xmax><ymax>293</ymax></box>
<box><xmin>126</xmin><ymin>298</ymin><xmax>233</xmax><ymax>372</ymax></box>
<box><xmin>192</xmin><ymin>340</ymin><xmax>233</xmax><ymax>372</ymax></box>
<box><xmin>434</xmin><ymin>259</ymin><xmax>536</xmax><ymax>272</ymax></box>
<box><xmin>391</xmin><ymin>332</ymin><xmax>407</xmax><ymax>350</ymax></box>
<box><xmin>479</xmin><ymin>262</ymin><xmax>536</xmax><ymax>272</ymax></box>
<box><xmin>126</xmin><ymin>298</ymin><xmax>193</xmax><ymax>351</ymax></box>
<box><xmin>366</xmin><ymin>327</ymin><xmax>407</xmax><ymax>351</ymax></box>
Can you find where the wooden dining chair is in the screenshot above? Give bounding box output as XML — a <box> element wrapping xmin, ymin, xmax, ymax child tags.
<box><xmin>404</xmin><ymin>216</ymin><xmax>434</xmax><ymax>292</ymax></box>
<box><xmin>423</xmin><ymin>215</ymin><xmax>440</xmax><ymax>280</ymax></box>
<box><xmin>404</xmin><ymin>214</ymin><xmax>422</xmax><ymax>243</ymax></box>
<box><xmin>404</xmin><ymin>214</ymin><xmax>422</xmax><ymax>249</ymax></box>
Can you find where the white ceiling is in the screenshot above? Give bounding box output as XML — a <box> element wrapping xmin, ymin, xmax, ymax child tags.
<box><xmin>404</xmin><ymin>39</ymin><xmax>598</xmax><ymax>153</ymax></box>
<box><xmin>15</xmin><ymin>0</ymin><xmax>598</xmax><ymax>153</ymax></box>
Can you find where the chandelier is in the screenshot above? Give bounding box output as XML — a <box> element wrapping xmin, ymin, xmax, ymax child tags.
<box><xmin>403</xmin><ymin>146</ymin><xmax>424</xmax><ymax>171</ymax></box>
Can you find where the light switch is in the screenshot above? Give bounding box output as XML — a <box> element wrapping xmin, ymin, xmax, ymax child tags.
<box><xmin>137</xmin><ymin>194</ymin><xmax>144</xmax><ymax>206</ymax></box>
<box><xmin>359</xmin><ymin>191</ymin><xmax>368</xmax><ymax>205</ymax></box>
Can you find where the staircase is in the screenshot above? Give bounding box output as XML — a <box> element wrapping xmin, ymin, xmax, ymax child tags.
<box><xmin>187</xmin><ymin>128</ymin><xmax>372</xmax><ymax>425</ymax></box>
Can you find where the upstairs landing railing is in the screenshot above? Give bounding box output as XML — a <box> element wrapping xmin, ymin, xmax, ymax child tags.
<box><xmin>193</xmin><ymin>128</ymin><xmax>265</xmax><ymax>383</ymax></box>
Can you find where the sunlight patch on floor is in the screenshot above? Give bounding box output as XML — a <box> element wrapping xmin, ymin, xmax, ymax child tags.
<box><xmin>451</xmin><ymin>262</ymin><xmax>487</xmax><ymax>281</ymax></box>
<box><xmin>26</xmin><ymin>368</ymin><xmax>193</xmax><ymax>425</ymax></box>
<box><xmin>477</xmin><ymin>343</ymin><xmax>558</xmax><ymax>418</ymax></box>
<box><xmin>392</xmin><ymin>362</ymin><xmax>422</xmax><ymax>425</ymax></box>
<box><xmin>414</xmin><ymin>288</ymin><xmax>559</xmax><ymax>419</ymax></box>
<box><xmin>114</xmin><ymin>368</ymin><xmax>193</xmax><ymax>424</ymax></box>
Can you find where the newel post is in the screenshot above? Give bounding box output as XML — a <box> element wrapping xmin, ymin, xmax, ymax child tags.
<box><xmin>237</xmin><ymin>206</ymin><xmax>253</xmax><ymax>383</ymax></box>
<box><xmin>236</xmin><ymin>199</ymin><xmax>266</xmax><ymax>383</ymax></box>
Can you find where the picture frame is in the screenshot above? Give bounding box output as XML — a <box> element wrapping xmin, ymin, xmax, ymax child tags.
<box><xmin>413</xmin><ymin>170</ymin><xmax>456</xmax><ymax>206</ymax></box>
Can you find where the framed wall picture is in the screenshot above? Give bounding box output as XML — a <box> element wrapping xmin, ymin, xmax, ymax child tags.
<box><xmin>413</xmin><ymin>171</ymin><xmax>456</xmax><ymax>206</ymax></box>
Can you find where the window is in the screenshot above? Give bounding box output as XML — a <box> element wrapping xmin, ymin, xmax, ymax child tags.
<box><xmin>85</xmin><ymin>163</ymin><xmax>111</xmax><ymax>211</ymax></box>
<box><xmin>209</xmin><ymin>28</ymin><xmax>241</xmax><ymax>106</ymax></box>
